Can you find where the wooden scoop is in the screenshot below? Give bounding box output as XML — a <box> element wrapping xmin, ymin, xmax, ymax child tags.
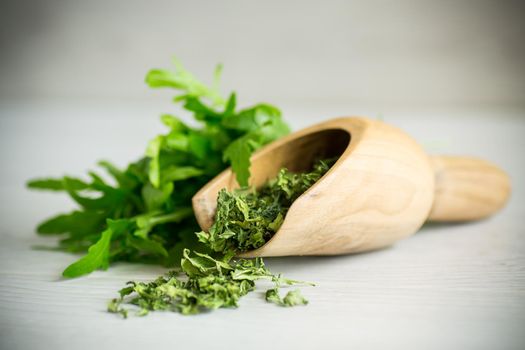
<box><xmin>192</xmin><ymin>117</ymin><xmax>510</xmax><ymax>257</ymax></box>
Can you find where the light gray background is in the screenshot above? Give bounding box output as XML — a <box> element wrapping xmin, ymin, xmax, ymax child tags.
<box><xmin>1</xmin><ymin>1</ymin><xmax>524</xmax><ymax>350</ymax></box>
<box><xmin>1</xmin><ymin>0</ymin><xmax>524</xmax><ymax>108</ymax></box>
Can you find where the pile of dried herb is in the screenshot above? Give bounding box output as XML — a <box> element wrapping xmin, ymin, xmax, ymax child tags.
<box><xmin>109</xmin><ymin>159</ymin><xmax>334</xmax><ymax>317</ymax></box>
<box><xmin>108</xmin><ymin>249</ymin><xmax>311</xmax><ymax>317</ymax></box>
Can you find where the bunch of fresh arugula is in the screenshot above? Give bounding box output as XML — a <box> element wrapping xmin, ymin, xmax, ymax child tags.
<box><xmin>27</xmin><ymin>58</ymin><xmax>290</xmax><ymax>278</ymax></box>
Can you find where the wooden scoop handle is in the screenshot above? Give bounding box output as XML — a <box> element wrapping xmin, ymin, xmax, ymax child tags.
<box><xmin>427</xmin><ymin>156</ymin><xmax>510</xmax><ymax>222</ymax></box>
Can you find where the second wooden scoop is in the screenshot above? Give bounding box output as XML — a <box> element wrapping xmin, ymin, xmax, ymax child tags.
<box><xmin>192</xmin><ymin>117</ymin><xmax>510</xmax><ymax>257</ymax></box>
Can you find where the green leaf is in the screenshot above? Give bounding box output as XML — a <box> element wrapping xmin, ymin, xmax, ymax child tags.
<box><xmin>27</xmin><ymin>177</ymin><xmax>89</xmax><ymax>191</ymax></box>
<box><xmin>184</xmin><ymin>97</ymin><xmax>222</xmax><ymax>122</ymax></box>
<box><xmin>141</xmin><ymin>182</ymin><xmax>173</xmax><ymax>211</ymax></box>
<box><xmin>62</xmin><ymin>219</ymin><xmax>130</xmax><ymax>278</ymax></box>
<box><xmin>283</xmin><ymin>289</ymin><xmax>309</xmax><ymax>306</ymax></box>
<box><xmin>147</xmin><ymin>208</ymin><xmax>194</xmax><ymax>225</ymax></box>
<box><xmin>223</xmin><ymin>135</ymin><xmax>257</xmax><ymax>187</ymax></box>
<box><xmin>181</xmin><ymin>248</ymin><xmax>232</xmax><ymax>278</ymax></box>
<box><xmin>162</xmin><ymin>166</ymin><xmax>203</xmax><ymax>183</ymax></box>
<box><xmin>164</xmin><ymin>133</ymin><xmax>189</xmax><ymax>151</ymax></box>
<box><xmin>188</xmin><ymin>132</ymin><xmax>210</xmax><ymax>160</ymax></box>
<box><xmin>37</xmin><ymin>211</ymin><xmax>105</xmax><ymax>236</ymax></box>
<box><xmin>258</xmin><ymin>118</ymin><xmax>290</xmax><ymax>143</ymax></box>
<box><xmin>265</xmin><ymin>288</ymin><xmax>308</xmax><ymax>307</ymax></box>
<box><xmin>161</xmin><ymin>114</ymin><xmax>188</xmax><ymax>133</ymax></box>
<box><xmin>222</xmin><ymin>103</ymin><xmax>281</xmax><ymax>132</ymax></box>
<box><xmin>145</xmin><ymin>135</ymin><xmax>164</xmax><ymax>188</ymax></box>
<box><xmin>62</xmin><ymin>177</ymin><xmax>124</xmax><ymax>211</ymax></box>
<box><xmin>134</xmin><ymin>208</ymin><xmax>193</xmax><ymax>239</ymax></box>
<box><xmin>145</xmin><ymin>58</ymin><xmax>224</xmax><ymax>106</ymax></box>
<box><xmin>127</xmin><ymin>235</ymin><xmax>168</xmax><ymax>258</ymax></box>
<box><xmin>221</xmin><ymin>107</ymin><xmax>289</xmax><ymax>187</ymax></box>
<box><xmin>265</xmin><ymin>288</ymin><xmax>282</xmax><ymax>305</ymax></box>
<box><xmin>98</xmin><ymin>161</ymin><xmax>136</xmax><ymax>189</ymax></box>
<box><xmin>223</xmin><ymin>92</ymin><xmax>237</xmax><ymax>117</ymax></box>
<box><xmin>231</xmin><ymin>258</ymin><xmax>273</xmax><ymax>281</ymax></box>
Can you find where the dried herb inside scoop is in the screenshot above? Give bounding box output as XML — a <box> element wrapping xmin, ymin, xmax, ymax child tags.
<box><xmin>197</xmin><ymin>158</ymin><xmax>336</xmax><ymax>256</ymax></box>
<box><xmin>109</xmin><ymin>159</ymin><xmax>334</xmax><ymax>317</ymax></box>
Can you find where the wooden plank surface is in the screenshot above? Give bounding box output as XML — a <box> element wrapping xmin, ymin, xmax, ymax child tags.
<box><xmin>1</xmin><ymin>102</ymin><xmax>524</xmax><ymax>350</ymax></box>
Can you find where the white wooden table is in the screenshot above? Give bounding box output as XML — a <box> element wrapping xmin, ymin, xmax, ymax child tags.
<box><xmin>1</xmin><ymin>101</ymin><xmax>524</xmax><ymax>350</ymax></box>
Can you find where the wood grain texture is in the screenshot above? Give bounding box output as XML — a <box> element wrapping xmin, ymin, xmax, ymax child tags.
<box><xmin>1</xmin><ymin>103</ymin><xmax>524</xmax><ymax>350</ymax></box>
<box><xmin>428</xmin><ymin>156</ymin><xmax>511</xmax><ymax>221</ymax></box>
<box><xmin>193</xmin><ymin>117</ymin><xmax>510</xmax><ymax>257</ymax></box>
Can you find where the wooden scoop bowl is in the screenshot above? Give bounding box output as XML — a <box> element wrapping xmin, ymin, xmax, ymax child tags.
<box><xmin>192</xmin><ymin>117</ymin><xmax>510</xmax><ymax>257</ymax></box>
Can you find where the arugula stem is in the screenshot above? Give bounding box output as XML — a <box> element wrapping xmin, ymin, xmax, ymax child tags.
<box><xmin>148</xmin><ymin>208</ymin><xmax>194</xmax><ymax>226</ymax></box>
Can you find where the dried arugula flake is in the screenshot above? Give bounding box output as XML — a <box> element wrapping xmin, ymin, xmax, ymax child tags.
<box><xmin>265</xmin><ymin>288</ymin><xmax>309</xmax><ymax>307</ymax></box>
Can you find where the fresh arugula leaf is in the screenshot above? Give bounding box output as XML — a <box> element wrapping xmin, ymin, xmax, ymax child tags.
<box><xmin>222</xmin><ymin>103</ymin><xmax>282</xmax><ymax>132</ymax></box>
<box><xmin>223</xmin><ymin>93</ymin><xmax>237</xmax><ymax>117</ymax></box>
<box><xmin>187</xmin><ymin>132</ymin><xmax>210</xmax><ymax>160</ymax></box>
<box><xmin>62</xmin><ymin>176</ymin><xmax>124</xmax><ymax>211</ymax></box>
<box><xmin>63</xmin><ymin>219</ymin><xmax>131</xmax><ymax>278</ymax></box>
<box><xmin>222</xmin><ymin>110</ymin><xmax>290</xmax><ymax>186</ymax></box>
<box><xmin>164</xmin><ymin>133</ymin><xmax>189</xmax><ymax>151</ymax></box>
<box><xmin>141</xmin><ymin>182</ymin><xmax>173</xmax><ymax>211</ymax></box>
<box><xmin>126</xmin><ymin>235</ymin><xmax>169</xmax><ymax>258</ymax></box>
<box><xmin>37</xmin><ymin>211</ymin><xmax>106</xmax><ymax>236</ymax></box>
<box><xmin>184</xmin><ymin>97</ymin><xmax>222</xmax><ymax>122</ymax></box>
<box><xmin>146</xmin><ymin>58</ymin><xmax>225</xmax><ymax>106</ymax></box>
<box><xmin>97</xmin><ymin>161</ymin><xmax>137</xmax><ymax>189</ymax></box>
<box><xmin>145</xmin><ymin>135</ymin><xmax>163</xmax><ymax>188</ymax></box>
<box><xmin>27</xmin><ymin>177</ymin><xmax>89</xmax><ymax>191</ymax></box>
<box><xmin>161</xmin><ymin>166</ymin><xmax>203</xmax><ymax>183</ymax></box>
<box><xmin>160</xmin><ymin>114</ymin><xmax>188</xmax><ymax>132</ymax></box>
<box><xmin>134</xmin><ymin>208</ymin><xmax>194</xmax><ymax>239</ymax></box>
<box><xmin>222</xmin><ymin>134</ymin><xmax>256</xmax><ymax>187</ymax></box>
